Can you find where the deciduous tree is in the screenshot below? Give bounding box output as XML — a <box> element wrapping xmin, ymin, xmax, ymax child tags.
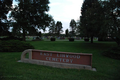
<box><xmin>69</xmin><ymin>19</ymin><xmax>76</xmax><ymax>36</ymax></box>
<box><xmin>10</xmin><ymin>0</ymin><xmax>52</xmax><ymax>41</ymax></box>
<box><xmin>49</xmin><ymin>19</ymin><xmax>55</xmax><ymax>35</ymax></box>
<box><xmin>0</xmin><ymin>0</ymin><xmax>12</xmax><ymax>36</ymax></box>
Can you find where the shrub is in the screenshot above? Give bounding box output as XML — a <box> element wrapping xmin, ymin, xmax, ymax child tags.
<box><xmin>98</xmin><ymin>37</ymin><xmax>114</xmax><ymax>41</ymax></box>
<box><xmin>101</xmin><ymin>46</ymin><xmax>120</xmax><ymax>60</ymax></box>
<box><xmin>50</xmin><ymin>38</ymin><xmax>55</xmax><ymax>41</ymax></box>
<box><xmin>0</xmin><ymin>36</ymin><xmax>22</xmax><ymax>41</ymax></box>
<box><xmin>98</xmin><ymin>38</ymin><xmax>104</xmax><ymax>41</ymax></box>
<box><xmin>0</xmin><ymin>40</ymin><xmax>34</xmax><ymax>52</ymax></box>
<box><xmin>69</xmin><ymin>38</ymin><xmax>74</xmax><ymax>41</ymax></box>
<box><xmin>84</xmin><ymin>39</ymin><xmax>89</xmax><ymax>41</ymax></box>
<box><xmin>32</xmin><ymin>37</ymin><xmax>41</xmax><ymax>41</ymax></box>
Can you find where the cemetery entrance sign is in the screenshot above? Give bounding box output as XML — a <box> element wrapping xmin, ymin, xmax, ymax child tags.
<box><xmin>20</xmin><ymin>49</ymin><xmax>93</xmax><ymax>70</ymax></box>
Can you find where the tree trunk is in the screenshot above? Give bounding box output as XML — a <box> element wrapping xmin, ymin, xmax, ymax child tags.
<box><xmin>22</xmin><ymin>28</ymin><xmax>26</xmax><ymax>41</ymax></box>
<box><xmin>91</xmin><ymin>36</ymin><xmax>93</xmax><ymax>43</ymax></box>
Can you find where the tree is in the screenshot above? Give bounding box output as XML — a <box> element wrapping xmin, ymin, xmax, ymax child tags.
<box><xmin>0</xmin><ymin>0</ymin><xmax>12</xmax><ymax>36</ymax></box>
<box><xmin>80</xmin><ymin>0</ymin><xmax>104</xmax><ymax>43</ymax></box>
<box><xmin>76</xmin><ymin>19</ymin><xmax>81</xmax><ymax>35</ymax></box>
<box><xmin>10</xmin><ymin>0</ymin><xmax>52</xmax><ymax>41</ymax></box>
<box><xmin>80</xmin><ymin>0</ymin><xmax>120</xmax><ymax>45</ymax></box>
<box><xmin>65</xmin><ymin>29</ymin><xmax>69</xmax><ymax>37</ymax></box>
<box><xmin>105</xmin><ymin>0</ymin><xmax>120</xmax><ymax>46</ymax></box>
<box><xmin>49</xmin><ymin>19</ymin><xmax>55</xmax><ymax>36</ymax></box>
<box><xmin>55</xmin><ymin>21</ymin><xmax>63</xmax><ymax>36</ymax></box>
<box><xmin>69</xmin><ymin>19</ymin><xmax>76</xmax><ymax>36</ymax></box>
<box><xmin>28</xmin><ymin>26</ymin><xmax>38</xmax><ymax>36</ymax></box>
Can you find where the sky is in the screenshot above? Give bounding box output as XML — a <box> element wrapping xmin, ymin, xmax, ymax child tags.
<box><xmin>13</xmin><ymin>0</ymin><xmax>84</xmax><ymax>33</ymax></box>
<box><xmin>48</xmin><ymin>0</ymin><xmax>83</xmax><ymax>33</ymax></box>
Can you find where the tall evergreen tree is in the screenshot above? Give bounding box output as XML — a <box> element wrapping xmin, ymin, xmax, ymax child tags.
<box><xmin>65</xmin><ymin>29</ymin><xmax>69</xmax><ymax>37</ymax></box>
<box><xmin>10</xmin><ymin>0</ymin><xmax>52</xmax><ymax>41</ymax></box>
<box><xmin>80</xmin><ymin>0</ymin><xmax>104</xmax><ymax>43</ymax></box>
<box><xmin>55</xmin><ymin>21</ymin><xmax>63</xmax><ymax>36</ymax></box>
<box><xmin>80</xmin><ymin>0</ymin><xmax>120</xmax><ymax>45</ymax></box>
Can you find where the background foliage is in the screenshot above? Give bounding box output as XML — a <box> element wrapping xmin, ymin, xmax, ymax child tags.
<box><xmin>0</xmin><ymin>40</ymin><xmax>34</xmax><ymax>52</ymax></box>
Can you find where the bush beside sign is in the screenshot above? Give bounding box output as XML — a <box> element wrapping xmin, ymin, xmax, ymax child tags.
<box><xmin>20</xmin><ymin>49</ymin><xmax>93</xmax><ymax>70</ymax></box>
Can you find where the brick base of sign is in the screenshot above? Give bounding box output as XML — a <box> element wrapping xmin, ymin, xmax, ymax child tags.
<box><xmin>19</xmin><ymin>49</ymin><xmax>96</xmax><ymax>71</ymax></box>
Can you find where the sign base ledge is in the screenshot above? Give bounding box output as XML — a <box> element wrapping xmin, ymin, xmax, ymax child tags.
<box><xmin>18</xmin><ymin>59</ymin><xmax>96</xmax><ymax>71</ymax></box>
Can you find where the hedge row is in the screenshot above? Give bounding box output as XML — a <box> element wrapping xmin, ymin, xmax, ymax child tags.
<box><xmin>0</xmin><ymin>40</ymin><xmax>34</xmax><ymax>52</ymax></box>
<box><xmin>101</xmin><ymin>46</ymin><xmax>120</xmax><ymax>60</ymax></box>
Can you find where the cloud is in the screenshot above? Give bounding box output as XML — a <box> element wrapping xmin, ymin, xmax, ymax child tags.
<box><xmin>48</xmin><ymin>0</ymin><xmax>83</xmax><ymax>33</ymax></box>
<box><xmin>49</xmin><ymin>0</ymin><xmax>83</xmax><ymax>20</ymax></box>
<box><xmin>49</xmin><ymin>2</ymin><xmax>61</xmax><ymax>6</ymax></box>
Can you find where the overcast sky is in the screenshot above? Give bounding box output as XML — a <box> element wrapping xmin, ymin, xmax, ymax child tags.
<box><xmin>48</xmin><ymin>0</ymin><xmax>83</xmax><ymax>33</ymax></box>
<box><xmin>13</xmin><ymin>0</ymin><xmax>84</xmax><ymax>33</ymax></box>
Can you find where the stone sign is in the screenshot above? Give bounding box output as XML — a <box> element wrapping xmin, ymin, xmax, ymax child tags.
<box><xmin>20</xmin><ymin>49</ymin><xmax>93</xmax><ymax>70</ymax></box>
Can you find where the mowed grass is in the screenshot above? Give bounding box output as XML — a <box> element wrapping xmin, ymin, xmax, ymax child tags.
<box><xmin>0</xmin><ymin>41</ymin><xmax>120</xmax><ymax>80</ymax></box>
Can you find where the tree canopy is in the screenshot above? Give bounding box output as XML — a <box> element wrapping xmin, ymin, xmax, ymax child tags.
<box><xmin>106</xmin><ymin>0</ymin><xmax>120</xmax><ymax>45</ymax></box>
<box><xmin>0</xmin><ymin>0</ymin><xmax>12</xmax><ymax>36</ymax></box>
<box><xmin>49</xmin><ymin>19</ymin><xmax>55</xmax><ymax>35</ymax></box>
<box><xmin>55</xmin><ymin>21</ymin><xmax>63</xmax><ymax>36</ymax></box>
<box><xmin>80</xmin><ymin>0</ymin><xmax>107</xmax><ymax>43</ymax></box>
<box><xmin>80</xmin><ymin>0</ymin><xmax>120</xmax><ymax>45</ymax></box>
<box><xmin>10</xmin><ymin>0</ymin><xmax>52</xmax><ymax>41</ymax></box>
<box><xmin>69</xmin><ymin>19</ymin><xmax>76</xmax><ymax>36</ymax></box>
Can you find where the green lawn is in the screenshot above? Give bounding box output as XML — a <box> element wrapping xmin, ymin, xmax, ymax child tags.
<box><xmin>0</xmin><ymin>41</ymin><xmax>120</xmax><ymax>80</ymax></box>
